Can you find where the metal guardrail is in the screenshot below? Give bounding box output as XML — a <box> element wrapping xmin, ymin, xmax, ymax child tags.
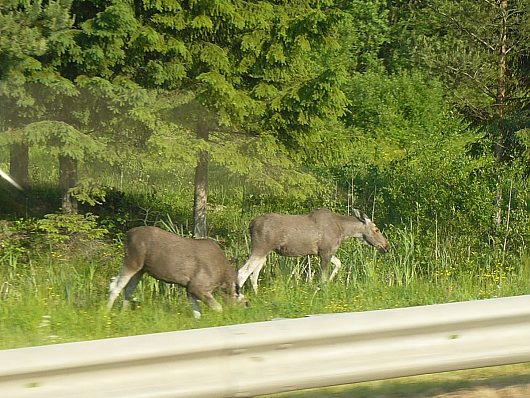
<box><xmin>1</xmin><ymin>295</ymin><xmax>530</xmax><ymax>398</ymax></box>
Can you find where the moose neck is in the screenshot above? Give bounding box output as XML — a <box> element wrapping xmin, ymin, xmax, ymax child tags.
<box><xmin>337</xmin><ymin>215</ymin><xmax>365</xmax><ymax>239</ymax></box>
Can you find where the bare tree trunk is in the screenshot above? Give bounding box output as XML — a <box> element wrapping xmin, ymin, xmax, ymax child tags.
<box><xmin>9</xmin><ymin>143</ymin><xmax>29</xmax><ymax>189</ymax></box>
<box><xmin>494</xmin><ymin>0</ymin><xmax>509</xmax><ymax>228</ymax></box>
<box><xmin>59</xmin><ymin>154</ymin><xmax>78</xmax><ymax>214</ymax></box>
<box><xmin>193</xmin><ymin>122</ymin><xmax>209</xmax><ymax>238</ymax></box>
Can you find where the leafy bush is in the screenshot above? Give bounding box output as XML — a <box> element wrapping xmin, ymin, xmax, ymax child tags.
<box><xmin>0</xmin><ymin>220</ymin><xmax>31</xmax><ymax>261</ymax></box>
<box><xmin>36</xmin><ymin>213</ymin><xmax>108</xmax><ymax>245</ymax></box>
<box><xmin>333</xmin><ymin>72</ymin><xmax>522</xmax><ymax>249</ymax></box>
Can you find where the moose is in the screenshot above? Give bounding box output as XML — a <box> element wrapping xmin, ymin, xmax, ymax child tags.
<box><xmin>108</xmin><ymin>226</ymin><xmax>243</xmax><ymax>318</ymax></box>
<box><xmin>237</xmin><ymin>208</ymin><xmax>390</xmax><ymax>293</ymax></box>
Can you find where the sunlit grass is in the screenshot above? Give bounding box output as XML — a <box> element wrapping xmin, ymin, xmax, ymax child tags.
<box><xmin>267</xmin><ymin>363</ymin><xmax>530</xmax><ymax>398</ymax></box>
<box><xmin>1</xmin><ymin>235</ymin><xmax>528</xmax><ymax>350</ymax></box>
<box><xmin>1</xmin><ymin>152</ymin><xmax>528</xmax><ymax>349</ymax></box>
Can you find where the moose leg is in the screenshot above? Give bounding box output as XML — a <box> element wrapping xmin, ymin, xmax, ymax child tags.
<box><xmin>187</xmin><ymin>284</ymin><xmax>223</xmax><ymax>318</ymax></box>
<box><xmin>237</xmin><ymin>255</ymin><xmax>267</xmax><ymax>291</ymax></box>
<box><xmin>202</xmin><ymin>293</ymin><xmax>223</xmax><ymax>312</ymax></box>
<box><xmin>249</xmin><ymin>260</ymin><xmax>266</xmax><ymax>293</ymax></box>
<box><xmin>329</xmin><ymin>256</ymin><xmax>342</xmax><ymax>281</ymax></box>
<box><xmin>319</xmin><ymin>253</ymin><xmax>334</xmax><ymax>282</ymax></box>
<box><xmin>187</xmin><ymin>292</ymin><xmax>202</xmax><ymax>319</ymax></box>
<box><xmin>108</xmin><ymin>269</ymin><xmax>138</xmax><ymax>309</ymax></box>
<box><xmin>122</xmin><ymin>270</ymin><xmax>144</xmax><ymax>310</ymax></box>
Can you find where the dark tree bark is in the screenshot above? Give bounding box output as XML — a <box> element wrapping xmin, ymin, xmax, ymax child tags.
<box><xmin>9</xmin><ymin>143</ymin><xmax>29</xmax><ymax>189</ymax></box>
<box><xmin>494</xmin><ymin>0</ymin><xmax>509</xmax><ymax>228</ymax></box>
<box><xmin>59</xmin><ymin>154</ymin><xmax>78</xmax><ymax>213</ymax></box>
<box><xmin>193</xmin><ymin>121</ymin><xmax>209</xmax><ymax>238</ymax></box>
<box><xmin>430</xmin><ymin>0</ymin><xmax>526</xmax><ymax>230</ymax></box>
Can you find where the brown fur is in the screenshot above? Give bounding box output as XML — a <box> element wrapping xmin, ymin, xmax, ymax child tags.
<box><xmin>108</xmin><ymin>226</ymin><xmax>238</xmax><ymax>317</ymax></box>
<box><xmin>238</xmin><ymin>208</ymin><xmax>390</xmax><ymax>292</ymax></box>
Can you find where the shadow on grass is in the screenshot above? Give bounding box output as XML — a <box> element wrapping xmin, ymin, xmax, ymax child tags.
<box><xmin>267</xmin><ymin>363</ymin><xmax>530</xmax><ymax>398</ymax></box>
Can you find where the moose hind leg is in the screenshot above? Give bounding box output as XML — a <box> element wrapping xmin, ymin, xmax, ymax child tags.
<box><xmin>329</xmin><ymin>256</ymin><xmax>342</xmax><ymax>281</ymax></box>
<box><xmin>108</xmin><ymin>269</ymin><xmax>137</xmax><ymax>310</ymax></box>
<box><xmin>122</xmin><ymin>270</ymin><xmax>144</xmax><ymax>310</ymax></box>
<box><xmin>237</xmin><ymin>255</ymin><xmax>267</xmax><ymax>290</ymax></box>
<box><xmin>249</xmin><ymin>258</ymin><xmax>267</xmax><ymax>294</ymax></box>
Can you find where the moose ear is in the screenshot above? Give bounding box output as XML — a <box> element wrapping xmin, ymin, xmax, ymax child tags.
<box><xmin>353</xmin><ymin>209</ymin><xmax>367</xmax><ymax>223</ymax></box>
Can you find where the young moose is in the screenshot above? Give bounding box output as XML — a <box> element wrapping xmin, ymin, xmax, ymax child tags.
<box><xmin>108</xmin><ymin>226</ymin><xmax>242</xmax><ymax>318</ymax></box>
<box><xmin>237</xmin><ymin>208</ymin><xmax>390</xmax><ymax>293</ymax></box>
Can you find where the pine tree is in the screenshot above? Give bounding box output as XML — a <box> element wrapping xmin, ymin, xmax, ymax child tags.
<box><xmin>425</xmin><ymin>1</ymin><xmax>529</xmax><ymax>228</ymax></box>
<box><xmin>380</xmin><ymin>0</ymin><xmax>529</xmax><ymax>229</ymax></box>
<box><xmin>1</xmin><ymin>1</ymin><xmax>159</xmax><ymax>212</ymax></box>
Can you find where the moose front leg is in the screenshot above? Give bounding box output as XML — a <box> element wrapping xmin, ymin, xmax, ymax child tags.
<box><xmin>187</xmin><ymin>283</ymin><xmax>222</xmax><ymax>319</ymax></box>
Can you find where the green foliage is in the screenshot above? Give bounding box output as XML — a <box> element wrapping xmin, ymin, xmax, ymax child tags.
<box><xmin>11</xmin><ymin>120</ymin><xmax>107</xmax><ymax>160</ymax></box>
<box><xmin>0</xmin><ymin>2</ymin><xmax>46</xmax><ymax>79</ymax></box>
<box><xmin>418</xmin><ymin>0</ymin><xmax>529</xmax><ymax>115</ymax></box>
<box><xmin>329</xmin><ymin>71</ymin><xmax>524</xmax><ymax>249</ymax></box>
<box><xmin>208</xmin><ymin>131</ymin><xmax>324</xmax><ymax>202</ymax></box>
<box><xmin>336</xmin><ymin>0</ymin><xmax>389</xmax><ymax>72</ymax></box>
<box><xmin>36</xmin><ymin>213</ymin><xmax>107</xmax><ymax>244</ymax></box>
<box><xmin>0</xmin><ymin>0</ymin><xmax>75</xmax><ymax>127</ymax></box>
<box><xmin>0</xmin><ymin>220</ymin><xmax>31</xmax><ymax>260</ymax></box>
<box><xmin>69</xmin><ymin>177</ymin><xmax>108</xmax><ymax>206</ymax></box>
<box><xmin>0</xmin><ymin>0</ymin><xmax>529</xmax><ymax>352</ymax></box>
<box><xmin>381</xmin><ymin>0</ymin><xmax>530</xmax><ymax>174</ymax></box>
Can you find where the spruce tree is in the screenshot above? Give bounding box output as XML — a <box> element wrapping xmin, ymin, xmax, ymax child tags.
<box><xmin>126</xmin><ymin>1</ymin><xmax>349</xmax><ymax>235</ymax></box>
<box><xmin>0</xmin><ymin>0</ymin><xmax>74</xmax><ymax>190</ymax></box>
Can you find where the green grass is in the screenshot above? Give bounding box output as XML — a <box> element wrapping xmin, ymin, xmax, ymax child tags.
<box><xmin>266</xmin><ymin>363</ymin><xmax>530</xmax><ymax>397</ymax></box>
<box><xmin>1</xmin><ymin>235</ymin><xmax>529</xmax><ymax>350</ymax></box>
<box><xmin>1</xmin><ymin>150</ymin><xmax>529</xmax><ymax>350</ymax></box>
<box><xmin>1</xmin><ymin>177</ymin><xmax>529</xmax><ymax>398</ymax></box>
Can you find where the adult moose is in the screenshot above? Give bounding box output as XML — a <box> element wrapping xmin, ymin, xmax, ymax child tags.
<box><xmin>237</xmin><ymin>208</ymin><xmax>390</xmax><ymax>293</ymax></box>
<box><xmin>108</xmin><ymin>226</ymin><xmax>243</xmax><ymax>318</ymax></box>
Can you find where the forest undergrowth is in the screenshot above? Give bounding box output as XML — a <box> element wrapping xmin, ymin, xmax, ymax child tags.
<box><xmin>1</xmin><ymin>173</ymin><xmax>528</xmax><ymax>350</ymax></box>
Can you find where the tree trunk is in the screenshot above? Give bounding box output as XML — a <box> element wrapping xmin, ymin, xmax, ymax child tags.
<box><xmin>9</xmin><ymin>143</ymin><xmax>29</xmax><ymax>189</ymax></box>
<box><xmin>59</xmin><ymin>154</ymin><xmax>78</xmax><ymax>214</ymax></box>
<box><xmin>193</xmin><ymin>122</ymin><xmax>209</xmax><ymax>238</ymax></box>
<box><xmin>494</xmin><ymin>0</ymin><xmax>509</xmax><ymax>228</ymax></box>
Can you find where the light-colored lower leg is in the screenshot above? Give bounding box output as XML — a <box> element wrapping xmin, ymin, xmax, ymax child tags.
<box><xmin>307</xmin><ymin>256</ymin><xmax>313</xmax><ymax>282</ymax></box>
<box><xmin>329</xmin><ymin>256</ymin><xmax>342</xmax><ymax>281</ymax></box>
<box><xmin>107</xmin><ymin>270</ymin><xmax>136</xmax><ymax>309</ymax></box>
<box><xmin>237</xmin><ymin>256</ymin><xmax>267</xmax><ymax>289</ymax></box>
<box><xmin>122</xmin><ymin>272</ymin><xmax>143</xmax><ymax>310</ymax></box>
<box><xmin>250</xmin><ymin>259</ymin><xmax>266</xmax><ymax>293</ymax></box>
<box><xmin>188</xmin><ymin>293</ymin><xmax>202</xmax><ymax>319</ymax></box>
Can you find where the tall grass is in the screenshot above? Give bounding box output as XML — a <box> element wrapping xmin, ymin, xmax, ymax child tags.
<box><xmin>0</xmin><ymin>236</ymin><xmax>530</xmax><ymax>348</ymax></box>
<box><xmin>1</xmin><ymin>150</ymin><xmax>528</xmax><ymax>350</ymax></box>
<box><xmin>2</xmin><ymin>210</ymin><xmax>527</xmax><ymax>351</ymax></box>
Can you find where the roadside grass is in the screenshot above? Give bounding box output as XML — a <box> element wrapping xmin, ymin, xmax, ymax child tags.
<box><xmin>1</xmin><ymin>155</ymin><xmax>528</xmax><ymax>351</ymax></box>
<box><xmin>266</xmin><ymin>363</ymin><xmax>530</xmax><ymax>398</ymax></box>
<box><xmin>1</xmin><ymin>239</ymin><xmax>529</xmax><ymax>350</ymax></box>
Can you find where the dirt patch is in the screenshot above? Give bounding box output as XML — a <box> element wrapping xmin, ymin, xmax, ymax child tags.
<box><xmin>432</xmin><ymin>384</ymin><xmax>530</xmax><ymax>398</ymax></box>
<box><xmin>270</xmin><ymin>364</ymin><xmax>530</xmax><ymax>398</ymax></box>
